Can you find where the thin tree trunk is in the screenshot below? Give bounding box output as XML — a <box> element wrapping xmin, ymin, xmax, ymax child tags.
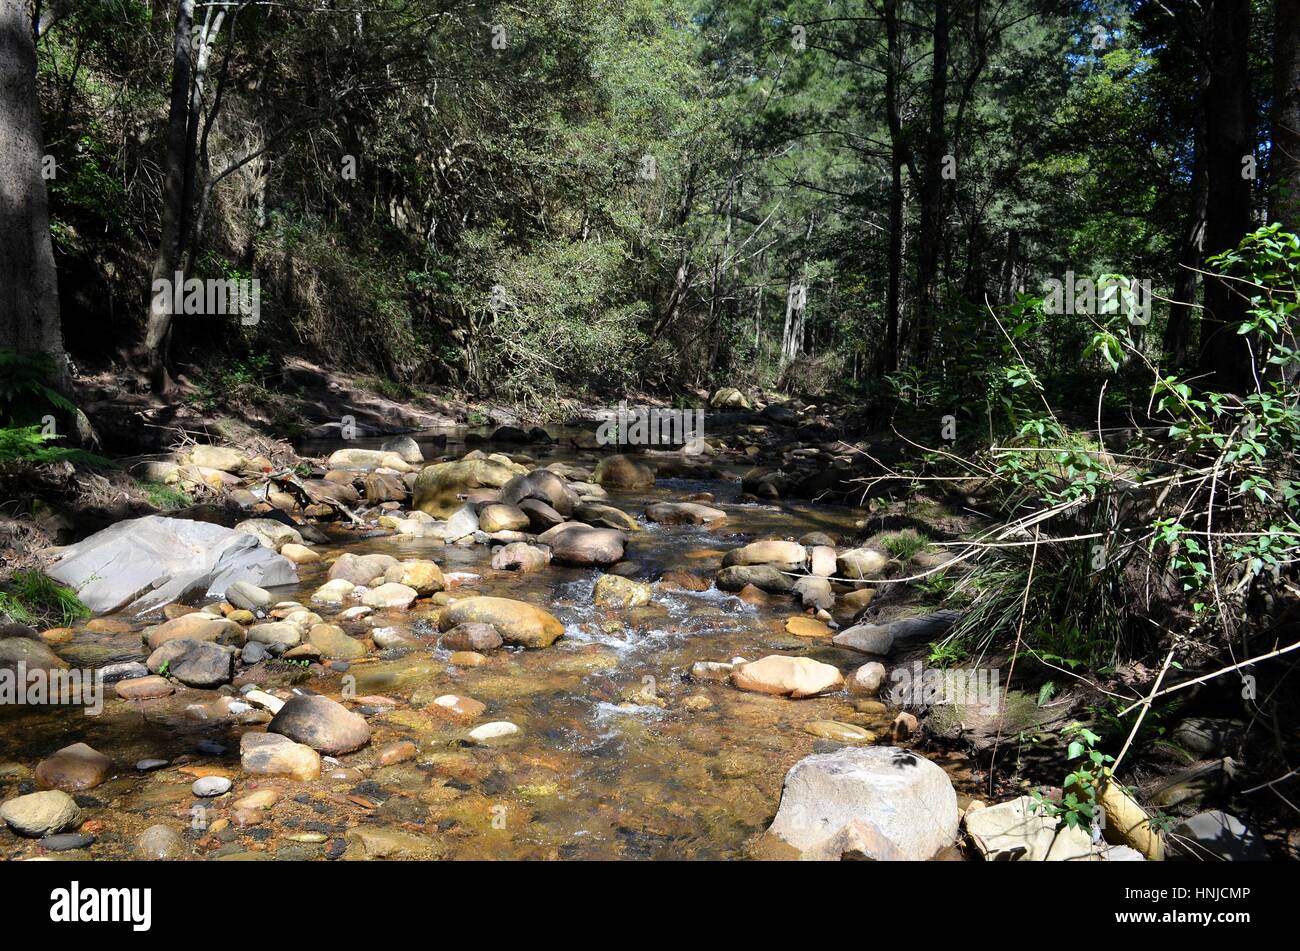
<box><xmin>143</xmin><ymin>0</ymin><xmax>195</xmax><ymax>392</ymax></box>
<box><xmin>1197</xmin><ymin>0</ymin><xmax>1255</xmax><ymax>394</ymax></box>
<box><xmin>0</xmin><ymin>0</ymin><xmax>68</xmax><ymax>391</ymax></box>
<box><xmin>913</xmin><ymin>0</ymin><xmax>949</xmax><ymax>368</ymax></box>
<box><xmin>1166</xmin><ymin>103</ymin><xmax>1207</xmax><ymax>368</ymax></box>
<box><xmin>882</xmin><ymin>0</ymin><xmax>905</xmax><ymax>374</ymax></box>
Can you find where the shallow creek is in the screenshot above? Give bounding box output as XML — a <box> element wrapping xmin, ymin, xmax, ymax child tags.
<box><xmin>0</xmin><ymin>429</ymin><xmax>979</xmax><ymax>860</ymax></box>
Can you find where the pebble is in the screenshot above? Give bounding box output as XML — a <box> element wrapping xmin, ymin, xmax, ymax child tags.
<box><xmin>136</xmin><ymin>758</ymin><xmax>169</xmax><ymax>772</ymax></box>
<box><xmin>192</xmin><ymin>776</ymin><xmax>232</xmax><ymax>797</ymax></box>
<box><xmin>39</xmin><ymin>833</ymin><xmax>95</xmax><ymax>852</ymax></box>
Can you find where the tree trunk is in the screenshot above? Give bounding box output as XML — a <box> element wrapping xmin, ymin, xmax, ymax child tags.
<box><xmin>913</xmin><ymin>0</ymin><xmax>949</xmax><ymax>368</ymax></box>
<box><xmin>1197</xmin><ymin>0</ymin><xmax>1256</xmax><ymax>394</ymax></box>
<box><xmin>1274</xmin><ymin>0</ymin><xmax>1300</xmax><ymax>230</ymax></box>
<box><xmin>881</xmin><ymin>0</ymin><xmax>905</xmax><ymax>374</ymax></box>
<box><xmin>142</xmin><ymin>0</ymin><xmax>195</xmax><ymax>392</ymax></box>
<box><xmin>0</xmin><ymin>0</ymin><xmax>68</xmax><ymax>389</ymax></box>
<box><xmin>1165</xmin><ymin>103</ymin><xmax>1207</xmax><ymax>369</ymax></box>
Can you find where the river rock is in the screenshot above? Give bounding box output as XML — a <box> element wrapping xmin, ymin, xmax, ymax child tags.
<box><xmin>848</xmin><ymin>662</ymin><xmax>887</xmax><ymax>696</ymax></box>
<box><xmin>309</xmin><ymin>624</ymin><xmax>366</xmax><ymax>660</ymax></box>
<box><xmin>247</xmin><ymin>621</ymin><xmax>303</xmax><ymax>648</ymax></box>
<box><xmin>361</xmin><ymin>583</ymin><xmax>418</xmax><ymax>610</ymax></box>
<box><xmin>716</xmin><ymin>564</ymin><xmax>792</xmax><ymax>593</ymax></box>
<box><xmin>269</xmin><ymin>694</ymin><xmax>371</xmax><ymax>754</ymax></box>
<box><xmin>0</xmin><ymin>790</ymin><xmax>84</xmax><ymax>837</ymax></box>
<box><xmin>413</xmin><ymin>457</ymin><xmax>522</xmax><ymax>517</ymax></box>
<box><xmin>518</xmin><ymin>498</ymin><xmax>566</xmax><ymax>531</ymax></box>
<box><xmin>134</xmin><ymin>824</ymin><xmax>187</xmax><ymax>860</ymax></box>
<box><xmin>832</xmin><ymin>623</ymin><xmax>894</xmax><ymax>656</ymax></box>
<box><xmin>644</xmin><ymin>501</ymin><xmax>726</xmax><ymax>525</ymax></box>
<box><xmin>329</xmin><ymin>552</ymin><xmax>398</xmax><ymax>586</ymax></box>
<box><xmin>427</xmin><ymin>694</ymin><xmax>487</xmax><ymax>723</ymax></box>
<box><xmin>593</xmin><ymin>574</ymin><xmax>652</xmax><ymax>609</ymax></box>
<box><xmin>809</xmin><ymin>545</ymin><xmax>837</xmax><ymax>577</ymax></box>
<box><xmin>146</xmin><ymin>639</ymin><xmax>235</xmax><ymax>687</ymax></box>
<box><xmin>326</xmin><ymin>448</ymin><xmax>414</xmax><ymax>472</ymax></box>
<box><xmin>144</xmin><ymin>613</ymin><xmax>243</xmax><ymax>651</ymax></box>
<box><xmin>837</xmin><ymin>548</ymin><xmax>889</xmax><ymax>580</ymax></box>
<box><xmin>234</xmin><ymin>518</ymin><xmax>304</xmax><ymax>552</ymax></box>
<box><xmin>467</xmin><ymin>721</ymin><xmax>520</xmax><ymax>743</ymax></box>
<box><xmin>1169</xmin><ymin>810</ymin><xmax>1268</xmax><ymax>861</ymax></box>
<box><xmin>226</xmin><ymin>580</ymin><xmax>272</xmax><ymax>611</ymax></box>
<box><xmin>192</xmin><ymin>776</ymin><xmax>232</xmax><ymax>797</ymax></box>
<box><xmin>44</xmin><ymin>515</ymin><xmax>298</xmax><ymax>615</ymax></box>
<box><xmin>383</xmin><ymin>560</ymin><xmax>445</xmax><ymax>595</ymax></box>
<box><xmin>240</xmin><ymin>731</ymin><xmax>322</xmax><ymax>780</ymax></box>
<box><xmin>115</xmin><ymin>674</ymin><xmax>175</xmax><ymax>700</ymax></box>
<box><xmin>280</xmin><ymin>543</ymin><xmax>320</xmax><ymax>565</ymax></box>
<box><xmin>477</xmin><ymin>502</ymin><xmax>530</xmax><ymax>533</ymax></box>
<box><xmin>439</xmin><ymin>597</ymin><xmax>564</xmax><ymax>648</ymax></box>
<box><xmin>441</xmin><ymin>622</ymin><xmax>504</xmax><ymax>652</ymax></box>
<box><xmin>764</xmin><ymin>746</ymin><xmax>959</xmax><ymax>860</ymax></box>
<box><xmin>491</xmin><ymin>542</ymin><xmax>550</xmax><ymax>572</ymax></box>
<box><xmin>575</xmin><ymin>502</ymin><xmax>640</xmax><ymax>532</ymax></box>
<box><xmin>793</xmin><ymin>576</ymin><xmax>834</xmax><ymax>611</ymax></box>
<box><xmin>35</xmin><ymin>743</ymin><xmax>113</xmax><ymax>791</ymax></box>
<box><xmin>964</xmin><ymin>795</ymin><xmax>1060</xmax><ymax>861</ymax></box>
<box><xmin>186</xmin><ymin>444</ymin><xmax>247</xmax><ymax>472</ymax></box>
<box><xmin>538</xmin><ymin>523</ymin><xmax>626</xmax><ymax>567</ymax></box>
<box><xmin>1171</xmin><ymin>717</ymin><xmax>1244</xmax><ymax>758</ymax></box>
<box><xmin>311</xmin><ymin>578</ymin><xmax>356</xmax><ymax>606</ymax></box>
<box><xmin>499</xmin><ymin>470</ymin><xmax>578</xmax><ymax>516</ymax></box>
<box><xmin>803</xmin><ymin>720</ymin><xmax>874</xmax><ymax>743</ymax></box>
<box><xmin>731</xmin><ymin>655</ymin><xmax>843</xmax><ymax>698</ymax></box>
<box><xmin>380</xmin><ymin>435</ymin><xmax>424</xmax><ymax>464</ymax></box>
<box><xmin>364</xmin><ymin>472</ymin><xmax>408</xmax><ymax>503</ymax></box>
<box><xmin>723</xmin><ymin>540</ymin><xmax>807</xmax><ymax>570</ymax></box>
<box><xmin>594</xmin><ymin>454</ymin><xmax>654</xmax><ymax>489</ymax></box>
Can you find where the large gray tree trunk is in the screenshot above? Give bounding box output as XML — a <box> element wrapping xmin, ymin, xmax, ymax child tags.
<box><xmin>0</xmin><ymin>0</ymin><xmax>68</xmax><ymax>388</ymax></box>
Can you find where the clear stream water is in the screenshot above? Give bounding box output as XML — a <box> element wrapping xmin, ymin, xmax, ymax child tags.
<box><xmin>0</xmin><ymin>427</ymin><xmax>978</xmax><ymax>860</ymax></box>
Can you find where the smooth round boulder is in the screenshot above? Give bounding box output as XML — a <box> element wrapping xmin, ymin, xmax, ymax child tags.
<box><xmin>0</xmin><ymin>790</ymin><xmax>83</xmax><ymax>837</ymax></box>
<box><xmin>34</xmin><ymin>743</ymin><xmax>113</xmax><ymax>792</ymax></box>
<box><xmin>538</xmin><ymin>522</ymin><xmax>626</xmax><ymax>567</ymax></box>
<box><xmin>268</xmin><ymin>695</ymin><xmax>371</xmax><ymax>754</ymax></box>
<box><xmin>731</xmin><ymin>655</ymin><xmax>843</xmax><ymax>698</ymax></box>
<box><xmin>440</xmin><ymin>622</ymin><xmax>504</xmax><ymax>652</ymax></box>
<box><xmin>594</xmin><ymin>454</ymin><xmax>655</xmax><ymax>489</ymax></box>
<box><xmin>477</xmin><ymin>502</ymin><xmax>530</xmax><ymax>533</ymax></box>
<box><xmin>438</xmin><ymin>597</ymin><xmax>564</xmax><ymax>649</ymax></box>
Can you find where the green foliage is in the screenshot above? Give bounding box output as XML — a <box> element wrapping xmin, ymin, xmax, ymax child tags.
<box><xmin>0</xmin><ymin>571</ymin><xmax>90</xmax><ymax>627</ymax></box>
<box><xmin>1031</xmin><ymin>722</ymin><xmax>1114</xmax><ymax>833</ymax></box>
<box><xmin>136</xmin><ymin>480</ymin><xmax>193</xmax><ymax>510</ymax></box>
<box><xmin>0</xmin><ymin>352</ymin><xmax>103</xmax><ymax>471</ymax></box>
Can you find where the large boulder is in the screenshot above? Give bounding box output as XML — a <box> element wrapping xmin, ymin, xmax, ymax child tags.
<box><xmin>731</xmin><ymin>655</ymin><xmax>843</xmax><ymax>698</ymax></box>
<box><xmin>723</xmin><ymin>540</ymin><xmax>807</xmax><ymax>570</ymax></box>
<box><xmin>498</xmin><ymin>470</ymin><xmax>578</xmax><ymax>516</ymax></box>
<box><xmin>538</xmin><ymin>523</ymin><xmax>626</xmax><ymax>567</ymax></box>
<box><xmin>477</xmin><ymin>502</ymin><xmax>530</xmax><ymax>533</ymax></box>
<box><xmin>146</xmin><ymin>639</ymin><xmax>235</xmax><ymax>687</ymax></box>
<box><xmin>240</xmin><ymin>732</ymin><xmax>321</xmax><ymax>781</ymax></box>
<box><xmin>383</xmin><ymin>560</ymin><xmax>445</xmax><ymax>596</ymax></box>
<box><xmin>186</xmin><ymin>445</ymin><xmax>248</xmax><ymax>472</ymax></box>
<box><xmin>269</xmin><ymin>695</ymin><xmax>371</xmax><ymax>754</ymax></box>
<box><xmin>716</xmin><ymin>564</ymin><xmax>793</xmax><ymax>593</ymax></box>
<box><xmin>490</xmin><ymin>543</ymin><xmax>551</xmax><ymax>573</ymax></box>
<box><xmin>594</xmin><ymin>455</ymin><xmax>655</xmax><ymax>489</ymax></box>
<box><xmin>380</xmin><ymin>435</ymin><xmax>424</xmax><ymax>464</ymax></box>
<box><xmin>328</xmin><ymin>552</ymin><xmax>398</xmax><ymax>586</ymax></box>
<box><xmin>234</xmin><ymin>518</ymin><xmax>304</xmax><ymax>552</ymax></box>
<box><xmin>44</xmin><ymin>515</ymin><xmax>298</xmax><ymax>615</ymax></box>
<box><xmin>143</xmin><ymin>613</ymin><xmax>243</xmax><ymax>652</ymax></box>
<box><xmin>764</xmin><ymin>747</ymin><xmax>959</xmax><ymax>860</ymax></box>
<box><xmin>326</xmin><ymin>448</ymin><xmax>414</xmax><ymax>472</ymax></box>
<box><xmin>438</xmin><ymin>596</ymin><xmax>565</xmax><ymax>648</ymax></box>
<box><xmin>413</xmin><ymin>457</ymin><xmax>522</xmax><ymax>517</ymax></box>
<box><xmin>644</xmin><ymin>501</ymin><xmax>727</xmax><ymax>525</ymax></box>
<box><xmin>0</xmin><ymin>634</ymin><xmax>68</xmax><ymax>671</ymax></box>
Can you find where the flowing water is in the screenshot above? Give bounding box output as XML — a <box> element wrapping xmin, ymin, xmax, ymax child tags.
<box><xmin>0</xmin><ymin>427</ymin><xmax>978</xmax><ymax>860</ymax></box>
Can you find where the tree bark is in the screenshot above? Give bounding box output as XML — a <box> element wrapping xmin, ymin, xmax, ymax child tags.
<box><xmin>881</xmin><ymin>0</ymin><xmax>906</xmax><ymax>374</ymax></box>
<box><xmin>913</xmin><ymin>0</ymin><xmax>949</xmax><ymax>368</ymax></box>
<box><xmin>1274</xmin><ymin>0</ymin><xmax>1300</xmax><ymax>230</ymax></box>
<box><xmin>1166</xmin><ymin>101</ymin><xmax>1207</xmax><ymax>368</ymax></box>
<box><xmin>0</xmin><ymin>0</ymin><xmax>68</xmax><ymax>389</ymax></box>
<box><xmin>1197</xmin><ymin>0</ymin><xmax>1255</xmax><ymax>394</ymax></box>
<box><xmin>143</xmin><ymin>0</ymin><xmax>196</xmax><ymax>392</ymax></box>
